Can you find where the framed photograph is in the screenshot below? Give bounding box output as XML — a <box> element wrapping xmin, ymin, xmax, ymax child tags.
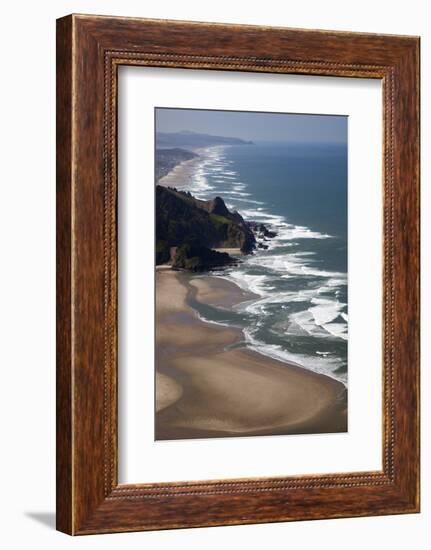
<box><xmin>56</xmin><ymin>14</ymin><xmax>420</xmax><ymax>535</ymax></box>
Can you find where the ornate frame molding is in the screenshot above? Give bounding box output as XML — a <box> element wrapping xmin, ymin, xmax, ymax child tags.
<box><xmin>57</xmin><ymin>15</ymin><xmax>419</xmax><ymax>534</ymax></box>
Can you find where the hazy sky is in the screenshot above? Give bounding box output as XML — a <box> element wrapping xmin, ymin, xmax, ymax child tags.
<box><xmin>156</xmin><ymin>108</ymin><xmax>347</xmax><ymax>144</ymax></box>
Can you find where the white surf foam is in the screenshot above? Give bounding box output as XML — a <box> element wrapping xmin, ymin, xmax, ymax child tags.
<box><xmin>243</xmin><ymin>329</ymin><xmax>347</xmax><ymax>385</ymax></box>
<box><xmin>226</xmin><ymin>271</ymin><xmax>270</xmax><ymax>297</ymax></box>
<box><xmin>168</xmin><ymin>145</ymin><xmax>348</xmax><ymax>383</ymax></box>
<box><xmin>290</xmin><ymin>299</ymin><xmax>348</xmax><ymax>342</ymax></box>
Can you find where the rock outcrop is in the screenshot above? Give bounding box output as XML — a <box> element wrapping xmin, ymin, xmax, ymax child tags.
<box><xmin>156</xmin><ymin>186</ymin><xmax>256</xmax><ymax>270</ymax></box>
<box><xmin>156</xmin><ymin>186</ymin><xmax>277</xmax><ymax>271</ymax></box>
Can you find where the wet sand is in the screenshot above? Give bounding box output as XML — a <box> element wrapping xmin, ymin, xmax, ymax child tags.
<box><xmin>155</xmin><ymin>270</ymin><xmax>347</xmax><ymax>440</ymax></box>
<box><xmin>188</xmin><ymin>275</ymin><xmax>258</xmax><ymax>308</ymax></box>
<box><xmin>157</xmin><ymin>147</ymin><xmax>210</xmax><ymax>189</ymax></box>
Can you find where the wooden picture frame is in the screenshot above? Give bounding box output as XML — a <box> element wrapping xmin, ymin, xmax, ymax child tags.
<box><xmin>56</xmin><ymin>14</ymin><xmax>420</xmax><ymax>535</ymax></box>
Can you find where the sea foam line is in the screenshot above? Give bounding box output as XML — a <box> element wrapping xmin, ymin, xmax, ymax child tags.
<box><xmin>173</xmin><ymin>145</ymin><xmax>348</xmax><ymax>382</ymax></box>
<box><xmin>243</xmin><ymin>329</ymin><xmax>347</xmax><ymax>385</ymax></box>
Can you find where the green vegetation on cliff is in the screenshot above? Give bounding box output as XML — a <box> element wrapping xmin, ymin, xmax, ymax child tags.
<box><xmin>155</xmin><ymin>185</ymin><xmax>256</xmax><ymax>270</ymax></box>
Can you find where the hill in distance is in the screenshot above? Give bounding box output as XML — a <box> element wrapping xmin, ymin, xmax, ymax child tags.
<box><xmin>156</xmin><ymin>130</ymin><xmax>254</xmax><ymax>149</ymax></box>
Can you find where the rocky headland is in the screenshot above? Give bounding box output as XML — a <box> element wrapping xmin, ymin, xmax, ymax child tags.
<box><xmin>156</xmin><ymin>185</ymin><xmax>276</xmax><ymax>271</ymax></box>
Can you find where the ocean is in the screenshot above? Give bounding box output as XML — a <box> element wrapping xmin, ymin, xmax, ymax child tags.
<box><xmin>180</xmin><ymin>141</ymin><xmax>348</xmax><ymax>384</ymax></box>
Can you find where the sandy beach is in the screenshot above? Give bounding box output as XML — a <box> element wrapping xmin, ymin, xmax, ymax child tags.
<box><xmin>155</xmin><ymin>270</ymin><xmax>347</xmax><ymax>440</ymax></box>
<box><xmin>157</xmin><ymin>147</ymin><xmax>210</xmax><ymax>189</ymax></box>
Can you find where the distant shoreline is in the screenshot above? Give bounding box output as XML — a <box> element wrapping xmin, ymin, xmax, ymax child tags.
<box><xmin>157</xmin><ymin>146</ymin><xmax>219</xmax><ymax>188</ymax></box>
<box><xmin>155</xmin><ymin>270</ymin><xmax>347</xmax><ymax>440</ymax></box>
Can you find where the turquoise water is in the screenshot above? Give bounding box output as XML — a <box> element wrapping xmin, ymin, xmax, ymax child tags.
<box><xmin>183</xmin><ymin>142</ymin><xmax>348</xmax><ymax>384</ymax></box>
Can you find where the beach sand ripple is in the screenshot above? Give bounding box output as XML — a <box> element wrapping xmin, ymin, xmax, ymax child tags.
<box><xmin>155</xmin><ymin>270</ymin><xmax>347</xmax><ymax>440</ymax></box>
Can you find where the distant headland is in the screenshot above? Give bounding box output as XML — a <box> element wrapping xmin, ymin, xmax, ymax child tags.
<box><xmin>156</xmin><ymin>130</ymin><xmax>253</xmax><ymax>149</ymax></box>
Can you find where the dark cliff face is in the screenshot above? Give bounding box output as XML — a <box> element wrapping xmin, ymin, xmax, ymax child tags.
<box><xmin>155</xmin><ymin>186</ymin><xmax>256</xmax><ymax>270</ymax></box>
<box><xmin>194</xmin><ymin>195</ymin><xmax>255</xmax><ymax>253</ymax></box>
<box><xmin>170</xmin><ymin>240</ymin><xmax>233</xmax><ymax>271</ymax></box>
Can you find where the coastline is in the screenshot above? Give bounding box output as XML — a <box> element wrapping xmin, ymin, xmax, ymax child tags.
<box><xmin>157</xmin><ymin>146</ymin><xmax>216</xmax><ymax>189</ymax></box>
<box><xmin>155</xmin><ymin>269</ymin><xmax>347</xmax><ymax>440</ymax></box>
